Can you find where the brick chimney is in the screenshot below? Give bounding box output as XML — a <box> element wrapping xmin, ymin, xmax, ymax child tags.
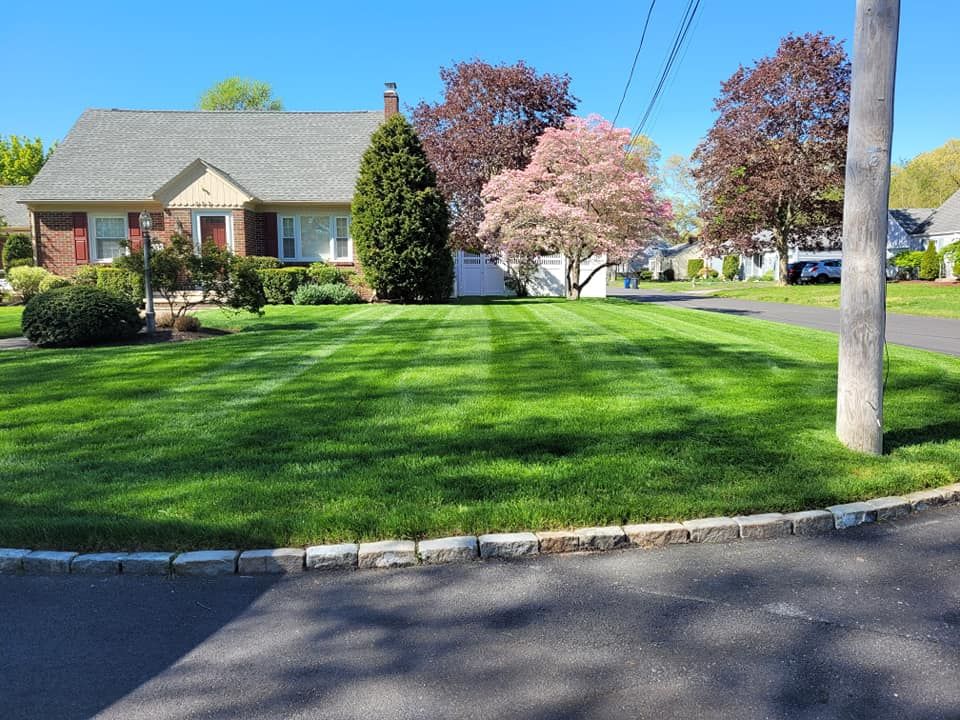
<box><xmin>384</xmin><ymin>82</ymin><xmax>399</xmax><ymax>120</ymax></box>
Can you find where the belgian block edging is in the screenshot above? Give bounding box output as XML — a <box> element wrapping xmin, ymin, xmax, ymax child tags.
<box><xmin>2</xmin><ymin>482</ymin><xmax>959</xmax><ymax>579</ymax></box>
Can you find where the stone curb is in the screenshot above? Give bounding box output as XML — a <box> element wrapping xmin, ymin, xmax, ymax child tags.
<box><xmin>1</xmin><ymin>483</ymin><xmax>958</xmax><ymax>578</ymax></box>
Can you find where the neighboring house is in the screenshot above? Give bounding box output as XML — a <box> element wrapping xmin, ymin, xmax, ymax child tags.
<box><xmin>649</xmin><ymin>241</ymin><xmax>706</xmax><ymax>280</ymax></box>
<box><xmin>453</xmin><ymin>251</ymin><xmax>607</xmax><ymax>298</ymax></box>
<box><xmin>0</xmin><ymin>185</ymin><xmax>33</xmax><ymax>261</ymax></box>
<box><xmin>615</xmin><ymin>238</ymin><xmax>672</xmax><ymax>277</ymax></box>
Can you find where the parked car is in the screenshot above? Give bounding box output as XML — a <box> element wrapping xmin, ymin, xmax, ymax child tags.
<box><xmin>786</xmin><ymin>261</ymin><xmax>815</xmax><ymax>285</ymax></box>
<box><xmin>801</xmin><ymin>259</ymin><xmax>842</xmax><ymax>284</ymax></box>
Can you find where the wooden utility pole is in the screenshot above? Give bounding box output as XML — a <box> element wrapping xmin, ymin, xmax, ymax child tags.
<box><xmin>836</xmin><ymin>0</ymin><xmax>900</xmax><ymax>454</ymax></box>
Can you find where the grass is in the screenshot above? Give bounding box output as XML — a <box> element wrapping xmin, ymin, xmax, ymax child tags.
<box><xmin>622</xmin><ymin>280</ymin><xmax>960</xmax><ymax>319</ymax></box>
<box><xmin>1</xmin><ymin>299</ymin><xmax>959</xmax><ymax>551</ymax></box>
<box><xmin>0</xmin><ymin>306</ymin><xmax>23</xmax><ymax>339</ymax></box>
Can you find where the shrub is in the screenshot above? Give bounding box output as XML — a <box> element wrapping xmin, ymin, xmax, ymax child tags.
<box><xmin>96</xmin><ymin>266</ymin><xmax>143</xmax><ymax>306</ymax></box>
<box><xmin>21</xmin><ymin>285</ymin><xmax>143</xmax><ymax>347</ymax></box>
<box><xmin>155</xmin><ymin>312</ymin><xmax>175</xmax><ymax>329</ymax></box>
<box><xmin>759</xmin><ymin>271</ymin><xmax>775</xmax><ymax>282</ymax></box>
<box><xmin>2</xmin><ymin>234</ymin><xmax>33</xmax><ymax>269</ymax></box>
<box><xmin>307</xmin><ymin>262</ymin><xmax>344</xmax><ymax>285</ymax></box>
<box><xmin>919</xmin><ymin>240</ymin><xmax>940</xmax><ymax>280</ymax></box>
<box><xmin>637</xmin><ymin>269</ymin><xmax>653</xmax><ymax>281</ymax></box>
<box><xmin>722</xmin><ymin>255</ymin><xmax>740</xmax><ymax>280</ymax></box>
<box><xmin>293</xmin><ymin>282</ymin><xmax>361</xmax><ymax>305</ymax></box>
<box><xmin>698</xmin><ymin>267</ymin><xmax>719</xmax><ymax>279</ymax></box>
<box><xmin>74</xmin><ymin>265</ymin><xmax>100</xmax><ymax>286</ymax></box>
<box><xmin>237</xmin><ymin>255</ymin><xmax>283</xmax><ymax>270</ymax></box>
<box><xmin>173</xmin><ymin>314</ymin><xmax>201</xmax><ymax>332</ymax></box>
<box><xmin>352</xmin><ymin>114</ymin><xmax>453</xmax><ymax>302</ymax></box>
<box><xmin>686</xmin><ymin>258</ymin><xmax>704</xmax><ymax>278</ymax></box>
<box><xmin>257</xmin><ymin>267</ymin><xmax>309</xmax><ymax>304</ymax></box>
<box><xmin>38</xmin><ymin>275</ymin><xmax>72</xmax><ymax>293</ymax></box>
<box><xmin>8</xmin><ymin>265</ymin><xmax>50</xmax><ymax>302</ymax></box>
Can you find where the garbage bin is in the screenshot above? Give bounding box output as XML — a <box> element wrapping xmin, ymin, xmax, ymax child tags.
<box><xmin>623</xmin><ymin>277</ymin><xmax>631</xmax><ymax>289</ymax></box>
<box><xmin>631</xmin><ymin>277</ymin><xmax>639</xmax><ymax>289</ymax></box>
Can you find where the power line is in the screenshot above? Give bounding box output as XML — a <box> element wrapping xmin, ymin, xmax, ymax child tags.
<box><xmin>612</xmin><ymin>0</ymin><xmax>658</xmax><ymax>126</ymax></box>
<box><xmin>631</xmin><ymin>0</ymin><xmax>702</xmax><ymax>143</ymax></box>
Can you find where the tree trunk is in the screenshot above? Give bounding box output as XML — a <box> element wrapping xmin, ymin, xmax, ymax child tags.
<box><xmin>567</xmin><ymin>255</ymin><xmax>582</xmax><ymax>300</ymax></box>
<box><xmin>774</xmin><ymin>230</ymin><xmax>789</xmax><ymax>286</ymax></box>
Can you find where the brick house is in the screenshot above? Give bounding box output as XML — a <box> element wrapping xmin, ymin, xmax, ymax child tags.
<box><xmin>20</xmin><ymin>84</ymin><xmax>400</xmax><ymax>277</ymax></box>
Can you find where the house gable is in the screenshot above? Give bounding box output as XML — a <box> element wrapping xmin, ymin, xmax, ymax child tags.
<box><xmin>153</xmin><ymin>159</ymin><xmax>255</xmax><ymax>209</ymax></box>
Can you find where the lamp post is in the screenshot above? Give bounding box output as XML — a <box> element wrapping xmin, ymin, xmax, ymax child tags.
<box><xmin>139</xmin><ymin>211</ymin><xmax>156</xmax><ymax>334</ymax></box>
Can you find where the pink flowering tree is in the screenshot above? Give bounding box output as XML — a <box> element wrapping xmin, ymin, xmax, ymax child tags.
<box><xmin>479</xmin><ymin>115</ymin><xmax>671</xmax><ymax>299</ymax></box>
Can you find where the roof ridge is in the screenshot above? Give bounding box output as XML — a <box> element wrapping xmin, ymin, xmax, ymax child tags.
<box><xmin>86</xmin><ymin>108</ymin><xmax>383</xmax><ymax>115</ymax></box>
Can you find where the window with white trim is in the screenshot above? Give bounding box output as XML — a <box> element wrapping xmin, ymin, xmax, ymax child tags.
<box><xmin>334</xmin><ymin>217</ymin><xmax>350</xmax><ymax>260</ymax></box>
<box><xmin>276</xmin><ymin>214</ymin><xmax>351</xmax><ymax>261</ymax></box>
<box><xmin>91</xmin><ymin>216</ymin><xmax>127</xmax><ymax>261</ymax></box>
<box><xmin>281</xmin><ymin>216</ymin><xmax>296</xmax><ymax>259</ymax></box>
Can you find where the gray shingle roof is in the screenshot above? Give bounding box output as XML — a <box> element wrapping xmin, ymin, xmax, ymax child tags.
<box><xmin>0</xmin><ymin>186</ymin><xmax>30</xmax><ymax>228</ymax></box>
<box><xmin>923</xmin><ymin>188</ymin><xmax>960</xmax><ymax>236</ymax></box>
<box><xmin>22</xmin><ymin>109</ymin><xmax>384</xmax><ymax>204</ymax></box>
<box><xmin>889</xmin><ymin>208</ymin><xmax>934</xmax><ymax>235</ymax></box>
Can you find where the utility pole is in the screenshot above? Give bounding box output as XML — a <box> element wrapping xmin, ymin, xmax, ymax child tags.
<box><xmin>836</xmin><ymin>0</ymin><xmax>900</xmax><ymax>454</ymax></box>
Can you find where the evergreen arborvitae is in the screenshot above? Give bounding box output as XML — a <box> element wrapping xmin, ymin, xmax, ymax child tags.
<box><xmin>919</xmin><ymin>240</ymin><xmax>940</xmax><ymax>281</ymax></box>
<box><xmin>352</xmin><ymin>114</ymin><xmax>453</xmax><ymax>302</ymax></box>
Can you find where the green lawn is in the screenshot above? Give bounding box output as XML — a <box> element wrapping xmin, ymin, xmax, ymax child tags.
<box><xmin>625</xmin><ymin>280</ymin><xmax>960</xmax><ymax>319</ymax></box>
<box><xmin>1</xmin><ymin>299</ymin><xmax>958</xmax><ymax>551</ymax></box>
<box><xmin>0</xmin><ymin>306</ymin><xmax>23</xmax><ymax>339</ymax></box>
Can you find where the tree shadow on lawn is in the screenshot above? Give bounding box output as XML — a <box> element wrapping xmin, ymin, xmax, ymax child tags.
<box><xmin>12</xmin><ymin>521</ymin><xmax>957</xmax><ymax>719</ymax></box>
<box><xmin>3</xmin><ymin>311</ymin><xmax>958</xmax><ymax>550</ymax></box>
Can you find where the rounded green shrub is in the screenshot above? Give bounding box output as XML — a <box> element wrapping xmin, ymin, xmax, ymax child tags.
<box><xmin>38</xmin><ymin>275</ymin><xmax>72</xmax><ymax>293</ymax></box>
<box><xmin>293</xmin><ymin>282</ymin><xmax>361</xmax><ymax>305</ymax></box>
<box><xmin>256</xmin><ymin>267</ymin><xmax>309</xmax><ymax>304</ymax></box>
<box><xmin>74</xmin><ymin>265</ymin><xmax>100</xmax><ymax>285</ymax></box>
<box><xmin>238</xmin><ymin>256</ymin><xmax>283</xmax><ymax>270</ymax></box>
<box><xmin>307</xmin><ymin>262</ymin><xmax>344</xmax><ymax>285</ymax></box>
<box><xmin>2</xmin><ymin>234</ymin><xmax>34</xmax><ymax>269</ymax></box>
<box><xmin>95</xmin><ymin>266</ymin><xmax>143</xmax><ymax>306</ymax></box>
<box><xmin>687</xmin><ymin>258</ymin><xmax>705</xmax><ymax>278</ymax></box>
<box><xmin>8</xmin><ymin>265</ymin><xmax>50</xmax><ymax>302</ymax></box>
<box><xmin>21</xmin><ymin>285</ymin><xmax>143</xmax><ymax>347</ymax></box>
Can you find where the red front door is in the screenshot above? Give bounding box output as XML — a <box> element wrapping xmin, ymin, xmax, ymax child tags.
<box><xmin>199</xmin><ymin>215</ymin><xmax>228</xmax><ymax>250</ymax></box>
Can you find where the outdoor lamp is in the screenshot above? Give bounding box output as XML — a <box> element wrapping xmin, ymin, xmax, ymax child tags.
<box><xmin>139</xmin><ymin>210</ymin><xmax>156</xmax><ymax>334</ymax></box>
<box><xmin>139</xmin><ymin>210</ymin><xmax>152</xmax><ymax>233</ymax></box>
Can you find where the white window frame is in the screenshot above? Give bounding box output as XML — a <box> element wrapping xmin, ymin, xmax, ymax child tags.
<box><xmin>276</xmin><ymin>214</ymin><xmax>353</xmax><ymax>262</ymax></box>
<box><xmin>88</xmin><ymin>213</ymin><xmax>129</xmax><ymax>263</ymax></box>
<box><xmin>191</xmin><ymin>210</ymin><xmax>234</xmax><ymax>253</ymax></box>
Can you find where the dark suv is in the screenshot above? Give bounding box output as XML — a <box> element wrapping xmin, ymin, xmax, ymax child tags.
<box><xmin>786</xmin><ymin>261</ymin><xmax>814</xmax><ymax>285</ymax></box>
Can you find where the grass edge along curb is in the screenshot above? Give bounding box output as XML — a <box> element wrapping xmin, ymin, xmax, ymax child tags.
<box><xmin>1</xmin><ymin>483</ymin><xmax>957</xmax><ymax>578</ymax></box>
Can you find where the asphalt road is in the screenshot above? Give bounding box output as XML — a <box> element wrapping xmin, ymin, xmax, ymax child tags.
<box><xmin>2</xmin><ymin>506</ymin><xmax>959</xmax><ymax>720</ymax></box>
<box><xmin>610</xmin><ymin>287</ymin><xmax>960</xmax><ymax>357</ymax></box>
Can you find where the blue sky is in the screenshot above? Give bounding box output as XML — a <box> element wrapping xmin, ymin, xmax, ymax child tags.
<box><xmin>2</xmin><ymin>0</ymin><xmax>955</xmax><ymax>165</ymax></box>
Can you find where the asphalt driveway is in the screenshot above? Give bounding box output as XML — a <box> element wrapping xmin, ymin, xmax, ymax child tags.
<box><xmin>611</xmin><ymin>287</ymin><xmax>960</xmax><ymax>357</ymax></box>
<box><xmin>2</xmin><ymin>506</ymin><xmax>959</xmax><ymax>720</ymax></box>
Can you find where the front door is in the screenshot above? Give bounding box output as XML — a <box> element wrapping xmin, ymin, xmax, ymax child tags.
<box><xmin>199</xmin><ymin>215</ymin><xmax>228</xmax><ymax>250</ymax></box>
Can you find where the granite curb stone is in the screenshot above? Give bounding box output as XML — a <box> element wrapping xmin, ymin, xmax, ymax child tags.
<box><xmin>358</xmin><ymin>540</ymin><xmax>417</xmax><ymax>569</ymax></box>
<box><xmin>122</xmin><ymin>552</ymin><xmax>175</xmax><ymax>576</ymax></box>
<box><xmin>785</xmin><ymin>510</ymin><xmax>836</xmax><ymax>535</ymax></box>
<box><xmin>239</xmin><ymin>548</ymin><xmax>305</xmax><ymax>574</ymax></box>
<box><xmin>683</xmin><ymin>517</ymin><xmax>740</xmax><ymax>544</ymax></box>
<box><xmin>71</xmin><ymin>553</ymin><xmax>127</xmax><ymax>575</ymax></box>
<box><xmin>0</xmin><ymin>548</ymin><xmax>30</xmax><ymax>573</ymax></box>
<box><xmin>172</xmin><ymin>551</ymin><xmax>239</xmax><ymax>577</ymax></box>
<box><xmin>623</xmin><ymin>523</ymin><xmax>689</xmax><ymax>548</ymax></box>
<box><xmin>306</xmin><ymin>543</ymin><xmax>358</xmax><ymax>570</ymax></box>
<box><xmin>478</xmin><ymin>533</ymin><xmax>540</xmax><ymax>559</ymax></box>
<box><xmin>865</xmin><ymin>496</ymin><xmax>911</xmax><ymax>521</ymax></box>
<box><xmin>23</xmin><ymin>550</ymin><xmax>77</xmax><ymax>574</ymax></box>
<box><xmin>575</xmin><ymin>526</ymin><xmax>628</xmax><ymax>551</ymax></box>
<box><xmin>418</xmin><ymin>536</ymin><xmax>478</xmax><ymax>564</ymax></box>
<box><xmin>827</xmin><ymin>502</ymin><xmax>878</xmax><ymax>529</ymax></box>
<box><xmin>536</xmin><ymin>531</ymin><xmax>581</xmax><ymax>554</ymax></box>
<box><xmin>734</xmin><ymin>513</ymin><xmax>792</xmax><ymax>540</ymax></box>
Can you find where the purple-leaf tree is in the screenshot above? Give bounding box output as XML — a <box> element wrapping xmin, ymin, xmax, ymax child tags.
<box><xmin>480</xmin><ymin>115</ymin><xmax>671</xmax><ymax>299</ymax></box>
<box><xmin>693</xmin><ymin>33</ymin><xmax>851</xmax><ymax>284</ymax></box>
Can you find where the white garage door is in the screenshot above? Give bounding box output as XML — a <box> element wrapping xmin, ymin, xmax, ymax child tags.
<box><xmin>457</xmin><ymin>251</ymin><xmax>506</xmax><ymax>296</ymax></box>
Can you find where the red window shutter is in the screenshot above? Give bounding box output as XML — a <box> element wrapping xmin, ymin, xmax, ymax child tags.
<box><xmin>127</xmin><ymin>212</ymin><xmax>142</xmax><ymax>253</ymax></box>
<box><xmin>264</xmin><ymin>212</ymin><xmax>278</xmax><ymax>257</ymax></box>
<box><xmin>72</xmin><ymin>213</ymin><xmax>89</xmax><ymax>263</ymax></box>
